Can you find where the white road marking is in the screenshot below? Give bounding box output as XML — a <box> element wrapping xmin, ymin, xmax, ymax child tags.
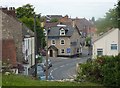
<box><xmin>60</xmin><ymin>65</ymin><xmax>65</xmax><ymax>67</ymax></box>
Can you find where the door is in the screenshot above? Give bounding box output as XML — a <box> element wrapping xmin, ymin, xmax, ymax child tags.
<box><xmin>50</xmin><ymin>50</ymin><xmax>53</xmax><ymax>57</ymax></box>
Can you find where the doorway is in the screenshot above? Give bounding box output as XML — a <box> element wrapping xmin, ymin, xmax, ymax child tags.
<box><xmin>50</xmin><ymin>50</ymin><xmax>53</xmax><ymax>57</ymax></box>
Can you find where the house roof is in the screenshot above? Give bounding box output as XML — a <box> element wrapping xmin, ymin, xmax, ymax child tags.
<box><xmin>44</xmin><ymin>22</ymin><xmax>59</xmax><ymax>29</ymax></box>
<box><xmin>74</xmin><ymin>18</ymin><xmax>94</xmax><ymax>30</ymax></box>
<box><xmin>48</xmin><ymin>45</ymin><xmax>58</xmax><ymax>51</ymax></box>
<box><xmin>46</xmin><ymin>15</ymin><xmax>62</xmax><ymax>19</ymax></box>
<box><xmin>47</xmin><ymin>25</ymin><xmax>74</xmax><ymax>37</ymax></box>
<box><xmin>93</xmin><ymin>28</ymin><xmax>119</xmax><ymax>43</ymax></box>
<box><xmin>22</xmin><ymin>24</ymin><xmax>34</xmax><ymax>37</ymax></box>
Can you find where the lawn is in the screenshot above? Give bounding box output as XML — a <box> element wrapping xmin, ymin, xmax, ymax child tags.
<box><xmin>2</xmin><ymin>74</ymin><xmax>102</xmax><ymax>87</ymax></box>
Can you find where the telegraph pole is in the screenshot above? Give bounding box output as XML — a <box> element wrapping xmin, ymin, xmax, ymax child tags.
<box><xmin>34</xmin><ymin>14</ymin><xmax>37</xmax><ymax>78</ymax></box>
<box><xmin>46</xmin><ymin>30</ymin><xmax>48</xmax><ymax>80</ymax></box>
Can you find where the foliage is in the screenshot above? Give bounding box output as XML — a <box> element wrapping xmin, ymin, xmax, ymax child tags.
<box><xmin>16</xmin><ymin>4</ymin><xmax>46</xmax><ymax>51</ymax></box>
<box><xmin>2</xmin><ymin>74</ymin><xmax>102</xmax><ymax>86</ymax></box>
<box><xmin>117</xmin><ymin>1</ymin><xmax>120</xmax><ymax>29</ymax></box>
<box><xmin>16</xmin><ymin>4</ymin><xmax>35</xmax><ymax>18</ymax></box>
<box><xmin>76</xmin><ymin>55</ymin><xmax>120</xmax><ymax>86</ymax></box>
<box><xmin>85</xmin><ymin>37</ymin><xmax>91</xmax><ymax>46</ymax></box>
<box><xmin>50</xmin><ymin>18</ymin><xmax>58</xmax><ymax>22</ymax></box>
<box><xmin>95</xmin><ymin>6</ymin><xmax>118</xmax><ymax>34</ymax></box>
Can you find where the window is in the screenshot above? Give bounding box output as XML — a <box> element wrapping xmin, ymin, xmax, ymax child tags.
<box><xmin>61</xmin><ymin>49</ymin><xmax>65</xmax><ymax>53</ymax></box>
<box><xmin>51</xmin><ymin>39</ymin><xmax>56</xmax><ymax>45</ymax></box>
<box><xmin>97</xmin><ymin>48</ymin><xmax>103</xmax><ymax>56</ymax></box>
<box><xmin>77</xmin><ymin>48</ymin><xmax>79</xmax><ymax>53</ymax></box>
<box><xmin>111</xmin><ymin>44</ymin><xmax>117</xmax><ymax>50</ymax></box>
<box><xmin>60</xmin><ymin>39</ymin><xmax>65</xmax><ymax>45</ymax></box>
<box><xmin>60</xmin><ymin>28</ymin><xmax>65</xmax><ymax>35</ymax></box>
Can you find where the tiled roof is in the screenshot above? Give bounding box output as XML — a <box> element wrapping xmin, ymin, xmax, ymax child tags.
<box><xmin>45</xmin><ymin>22</ymin><xmax>59</xmax><ymax>29</ymax></box>
<box><xmin>47</xmin><ymin>26</ymin><xmax>74</xmax><ymax>37</ymax></box>
<box><xmin>75</xmin><ymin>18</ymin><xmax>94</xmax><ymax>30</ymax></box>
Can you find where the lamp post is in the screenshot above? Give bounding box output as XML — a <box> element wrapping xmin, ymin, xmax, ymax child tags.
<box><xmin>34</xmin><ymin>13</ymin><xmax>41</xmax><ymax>78</ymax></box>
<box><xmin>34</xmin><ymin>14</ymin><xmax>37</xmax><ymax>78</ymax></box>
<box><xmin>43</xmin><ymin>29</ymin><xmax>48</xmax><ymax>80</ymax></box>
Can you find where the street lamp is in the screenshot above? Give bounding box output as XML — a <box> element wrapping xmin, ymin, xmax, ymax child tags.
<box><xmin>43</xmin><ymin>29</ymin><xmax>48</xmax><ymax>80</ymax></box>
<box><xmin>34</xmin><ymin>14</ymin><xmax>41</xmax><ymax>78</ymax></box>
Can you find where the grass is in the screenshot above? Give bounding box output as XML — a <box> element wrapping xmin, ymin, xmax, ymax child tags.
<box><xmin>2</xmin><ymin>74</ymin><xmax>102</xmax><ymax>87</ymax></box>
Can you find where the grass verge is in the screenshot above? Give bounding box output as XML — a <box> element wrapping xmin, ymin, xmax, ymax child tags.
<box><xmin>2</xmin><ymin>74</ymin><xmax>102</xmax><ymax>87</ymax></box>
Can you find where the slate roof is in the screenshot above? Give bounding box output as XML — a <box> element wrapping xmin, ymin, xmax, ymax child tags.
<box><xmin>22</xmin><ymin>24</ymin><xmax>34</xmax><ymax>37</ymax></box>
<box><xmin>46</xmin><ymin>15</ymin><xmax>62</xmax><ymax>19</ymax></box>
<box><xmin>47</xmin><ymin>26</ymin><xmax>74</xmax><ymax>37</ymax></box>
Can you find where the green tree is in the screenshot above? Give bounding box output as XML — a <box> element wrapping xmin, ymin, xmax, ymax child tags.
<box><xmin>50</xmin><ymin>18</ymin><xmax>58</xmax><ymax>22</ymax></box>
<box><xmin>117</xmin><ymin>1</ymin><xmax>120</xmax><ymax>29</ymax></box>
<box><xmin>16</xmin><ymin>4</ymin><xmax>46</xmax><ymax>53</ymax></box>
<box><xmin>16</xmin><ymin>4</ymin><xmax>35</xmax><ymax>18</ymax></box>
<box><xmin>95</xmin><ymin>6</ymin><xmax>118</xmax><ymax>33</ymax></box>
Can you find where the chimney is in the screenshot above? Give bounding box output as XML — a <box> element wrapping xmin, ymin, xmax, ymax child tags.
<box><xmin>8</xmin><ymin>7</ymin><xmax>16</xmax><ymax>17</ymax></box>
<box><xmin>64</xmin><ymin>15</ymin><xmax>68</xmax><ymax>19</ymax></box>
<box><xmin>1</xmin><ymin>7</ymin><xmax>16</xmax><ymax>18</ymax></box>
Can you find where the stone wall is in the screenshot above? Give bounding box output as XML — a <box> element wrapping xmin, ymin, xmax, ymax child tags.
<box><xmin>2</xmin><ymin>11</ymin><xmax>24</xmax><ymax>63</ymax></box>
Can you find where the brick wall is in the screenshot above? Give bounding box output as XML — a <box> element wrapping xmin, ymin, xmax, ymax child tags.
<box><xmin>2</xmin><ymin>39</ymin><xmax>17</xmax><ymax>66</ymax></box>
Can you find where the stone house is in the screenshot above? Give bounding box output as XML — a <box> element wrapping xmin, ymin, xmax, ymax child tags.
<box><xmin>44</xmin><ymin>24</ymin><xmax>82</xmax><ymax>57</ymax></box>
<box><xmin>1</xmin><ymin>7</ymin><xmax>35</xmax><ymax>74</ymax></box>
<box><xmin>74</xmin><ymin>18</ymin><xmax>97</xmax><ymax>38</ymax></box>
<box><xmin>92</xmin><ymin>28</ymin><xmax>120</xmax><ymax>59</ymax></box>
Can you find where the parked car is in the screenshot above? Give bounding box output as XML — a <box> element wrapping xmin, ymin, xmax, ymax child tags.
<box><xmin>38</xmin><ymin>72</ymin><xmax>54</xmax><ymax>80</ymax></box>
<box><xmin>42</xmin><ymin>59</ymin><xmax>52</xmax><ymax>69</ymax></box>
<box><xmin>37</xmin><ymin>63</ymin><xmax>46</xmax><ymax>72</ymax></box>
<box><xmin>29</xmin><ymin>64</ymin><xmax>45</xmax><ymax>76</ymax></box>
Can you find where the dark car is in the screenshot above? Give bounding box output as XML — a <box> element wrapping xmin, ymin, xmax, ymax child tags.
<box><xmin>29</xmin><ymin>64</ymin><xmax>45</xmax><ymax>76</ymax></box>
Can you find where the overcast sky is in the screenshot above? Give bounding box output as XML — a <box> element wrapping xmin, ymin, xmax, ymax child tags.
<box><xmin>0</xmin><ymin>0</ymin><xmax>118</xmax><ymax>20</ymax></box>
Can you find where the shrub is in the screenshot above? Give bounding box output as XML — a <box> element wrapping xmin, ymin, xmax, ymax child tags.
<box><xmin>76</xmin><ymin>55</ymin><xmax>120</xmax><ymax>86</ymax></box>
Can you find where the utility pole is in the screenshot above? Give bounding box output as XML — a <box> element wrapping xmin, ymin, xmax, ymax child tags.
<box><xmin>34</xmin><ymin>14</ymin><xmax>37</xmax><ymax>78</ymax></box>
<box><xmin>46</xmin><ymin>30</ymin><xmax>48</xmax><ymax>80</ymax></box>
<box><xmin>43</xmin><ymin>29</ymin><xmax>48</xmax><ymax>80</ymax></box>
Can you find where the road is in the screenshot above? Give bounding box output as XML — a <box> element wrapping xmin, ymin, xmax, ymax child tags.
<box><xmin>48</xmin><ymin>47</ymin><xmax>91</xmax><ymax>80</ymax></box>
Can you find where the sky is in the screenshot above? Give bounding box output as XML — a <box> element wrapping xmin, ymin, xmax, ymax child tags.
<box><xmin>0</xmin><ymin>0</ymin><xmax>118</xmax><ymax>20</ymax></box>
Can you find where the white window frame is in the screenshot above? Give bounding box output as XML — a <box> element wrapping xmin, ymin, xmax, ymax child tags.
<box><xmin>111</xmin><ymin>44</ymin><xmax>117</xmax><ymax>50</ymax></box>
<box><xmin>60</xmin><ymin>39</ymin><xmax>65</xmax><ymax>45</ymax></box>
<box><xmin>60</xmin><ymin>28</ymin><xmax>65</xmax><ymax>35</ymax></box>
<box><xmin>97</xmin><ymin>48</ymin><xmax>103</xmax><ymax>56</ymax></box>
<box><xmin>61</xmin><ymin>49</ymin><xmax>65</xmax><ymax>53</ymax></box>
<box><xmin>51</xmin><ymin>39</ymin><xmax>56</xmax><ymax>45</ymax></box>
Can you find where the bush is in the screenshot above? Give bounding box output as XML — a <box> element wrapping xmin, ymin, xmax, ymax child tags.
<box><xmin>76</xmin><ymin>55</ymin><xmax>120</xmax><ymax>86</ymax></box>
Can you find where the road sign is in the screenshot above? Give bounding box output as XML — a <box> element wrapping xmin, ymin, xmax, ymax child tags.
<box><xmin>67</xmin><ymin>48</ymin><xmax>71</xmax><ymax>53</ymax></box>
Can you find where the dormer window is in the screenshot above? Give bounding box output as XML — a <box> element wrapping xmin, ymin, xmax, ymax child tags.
<box><xmin>60</xmin><ymin>28</ymin><xmax>65</xmax><ymax>35</ymax></box>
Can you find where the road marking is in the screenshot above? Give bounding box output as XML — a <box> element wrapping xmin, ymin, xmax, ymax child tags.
<box><xmin>53</xmin><ymin>68</ymin><xmax>58</xmax><ymax>71</ymax></box>
<box><xmin>60</xmin><ymin>65</ymin><xmax>65</xmax><ymax>67</ymax></box>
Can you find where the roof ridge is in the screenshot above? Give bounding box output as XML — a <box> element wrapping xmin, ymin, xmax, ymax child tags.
<box><xmin>93</xmin><ymin>28</ymin><xmax>118</xmax><ymax>43</ymax></box>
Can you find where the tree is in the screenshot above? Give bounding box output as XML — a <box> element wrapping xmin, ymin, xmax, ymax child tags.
<box><xmin>16</xmin><ymin>4</ymin><xmax>46</xmax><ymax>53</ymax></box>
<box><xmin>95</xmin><ymin>6</ymin><xmax>118</xmax><ymax>33</ymax></box>
<box><xmin>117</xmin><ymin>1</ymin><xmax>120</xmax><ymax>29</ymax></box>
<box><xmin>50</xmin><ymin>18</ymin><xmax>58</xmax><ymax>22</ymax></box>
<box><xmin>16</xmin><ymin>4</ymin><xmax>35</xmax><ymax>18</ymax></box>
